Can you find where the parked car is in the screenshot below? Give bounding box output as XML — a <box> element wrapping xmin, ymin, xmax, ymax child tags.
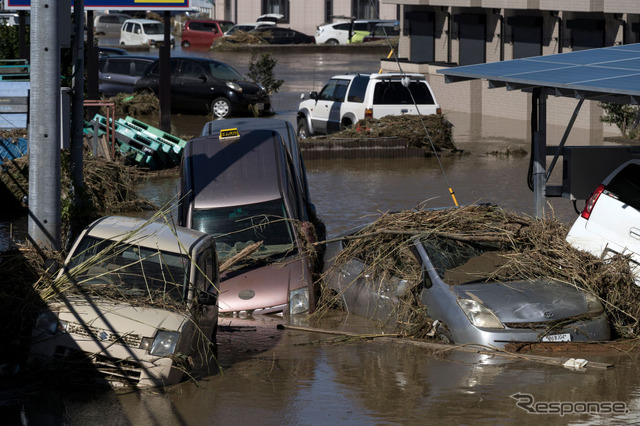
<box><xmin>0</xmin><ymin>13</ymin><xmax>21</xmax><ymax>26</ymax></box>
<box><xmin>314</xmin><ymin>21</ymin><xmax>352</xmax><ymax>45</ymax></box>
<box><xmin>180</xmin><ymin>19</ymin><xmax>234</xmax><ymax>48</ymax></box>
<box><xmin>323</xmin><ymin>223</ymin><xmax>611</xmax><ymax>347</ymax></box>
<box><xmin>248</xmin><ymin>27</ymin><xmax>315</xmax><ymax>44</ymax></box>
<box><xmin>119</xmin><ymin>18</ymin><xmax>175</xmax><ymax>48</ymax></box>
<box><xmin>297</xmin><ymin>73</ymin><xmax>441</xmax><ymax>138</ymax></box>
<box><xmin>97</xmin><ymin>46</ymin><xmax>129</xmax><ymax>58</ymax></box>
<box><xmin>98</xmin><ymin>55</ymin><xmax>155</xmax><ymax>97</ymax></box>
<box><xmin>362</xmin><ymin>22</ymin><xmax>400</xmax><ymax>43</ymax></box>
<box><xmin>566</xmin><ymin>159</ymin><xmax>640</xmax><ymax>283</ymax></box>
<box><xmin>94</xmin><ymin>12</ymin><xmax>131</xmax><ymax>35</ymax></box>
<box><xmin>29</xmin><ymin>216</ymin><xmax>220</xmax><ymax>388</ymax></box>
<box><xmin>179</xmin><ymin>118</ymin><xmax>317</xmax><ymax>316</ymax></box>
<box><xmin>133</xmin><ymin>57</ymin><xmax>271</xmax><ymax>117</ymax></box>
<box><xmin>350</xmin><ymin>19</ymin><xmax>398</xmax><ymax>43</ymax></box>
<box><xmin>224</xmin><ymin>22</ymin><xmax>274</xmax><ymax>36</ymax></box>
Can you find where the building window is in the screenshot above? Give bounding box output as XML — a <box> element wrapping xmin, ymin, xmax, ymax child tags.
<box><xmin>325</xmin><ymin>0</ymin><xmax>333</xmax><ymax>23</ymax></box>
<box><xmin>262</xmin><ymin>0</ymin><xmax>289</xmax><ymax>23</ymax></box>
<box><xmin>352</xmin><ymin>0</ymin><xmax>378</xmax><ymax>20</ymax></box>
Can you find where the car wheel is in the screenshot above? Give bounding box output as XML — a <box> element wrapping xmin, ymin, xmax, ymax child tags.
<box><xmin>434</xmin><ymin>321</ymin><xmax>454</xmax><ymax>344</ymax></box>
<box><xmin>297</xmin><ymin>118</ymin><xmax>310</xmax><ymax>139</ymax></box>
<box><xmin>181</xmin><ymin>40</ymin><xmax>190</xmax><ymax>48</ymax></box>
<box><xmin>326</xmin><ymin>39</ymin><xmax>339</xmax><ymax>45</ymax></box>
<box><xmin>211</xmin><ymin>97</ymin><xmax>232</xmax><ymax>118</ymax></box>
<box><xmin>341</xmin><ymin>119</ymin><xmax>353</xmax><ymax>130</ymax></box>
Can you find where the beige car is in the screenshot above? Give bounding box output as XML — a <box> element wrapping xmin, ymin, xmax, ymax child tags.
<box><xmin>29</xmin><ymin>216</ymin><xmax>219</xmax><ymax>388</ymax></box>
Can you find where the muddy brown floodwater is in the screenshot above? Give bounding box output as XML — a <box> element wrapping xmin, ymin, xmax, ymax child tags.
<box><xmin>10</xmin><ymin>49</ymin><xmax>640</xmax><ymax>424</ymax></box>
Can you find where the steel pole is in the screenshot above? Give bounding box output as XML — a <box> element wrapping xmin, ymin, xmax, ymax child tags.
<box><xmin>28</xmin><ymin>0</ymin><xmax>61</xmax><ymax>250</ymax></box>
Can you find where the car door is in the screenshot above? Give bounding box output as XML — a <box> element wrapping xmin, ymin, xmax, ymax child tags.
<box><xmin>311</xmin><ymin>79</ymin><xmax>350</xmax><ymax>134</ymax></box>
<box><xmin>173</xmin><ymin>59</ymin><xmax>210</xmax><ymax>111</ymax></box>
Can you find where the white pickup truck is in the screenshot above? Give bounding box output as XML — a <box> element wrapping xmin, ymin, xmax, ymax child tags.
<box><xmin>297</xmin><ymin>73</ymin><xmax>441</xmax><ymax>138</ymax></box>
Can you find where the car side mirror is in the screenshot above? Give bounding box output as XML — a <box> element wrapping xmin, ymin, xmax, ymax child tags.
<box><xmin>310</xmin><ymin>91</ymin><xmax>318</xmax><ymax>100</ymax></box>
<box><xmin>199</xmin><ymin>74</ymin><xmax>207</xmax><ymax>82</ymax></box>
<box><xmin>197</xmin><ymin>290</ymin><xmax>217</xmax><ymax>306</ymax></box>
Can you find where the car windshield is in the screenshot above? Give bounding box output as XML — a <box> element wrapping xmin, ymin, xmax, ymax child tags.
<box><xmin>420</xmin><ymin>236</ymin><xmax>509</xmax><ymax>285</ymax></box>
<box><xmin>143</xmin><ymin>23</ymin><xmax>164</xmax><ymax>34</ymax></box>
<box><xmin>207</xmin><ymin>61</ymin><xmax>245</xmax><ymax>81</ymax></box>
<box><xmin>191</xmin><ymin>199</ymin><xmax>297</xmax><ymax>263</ymax></box>
<box><xmin>66</xmin><ymin>236</ymin><xmax>189</xmax><ymax>304</ymax></box>
<box><xmin>219</xmin><ymin>22</ymin><xmax>234</xmax><ymax>33</ymax></box>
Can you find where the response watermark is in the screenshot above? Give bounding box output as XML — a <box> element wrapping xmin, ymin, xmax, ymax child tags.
<box><xmin>510</xmin><ymin>393</ymin><xmax>629</xmax><ymax>417</ymax></box>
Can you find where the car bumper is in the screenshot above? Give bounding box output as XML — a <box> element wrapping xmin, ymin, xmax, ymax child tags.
<box><xmin>29</xmin><ymin>329</ymin><xmax>184</xmax><ymax>388</ymax></box>
<box><xmin>450</xmin><ymin>313</ymin><xmax>611</xmax><ymax>348</ymax></box>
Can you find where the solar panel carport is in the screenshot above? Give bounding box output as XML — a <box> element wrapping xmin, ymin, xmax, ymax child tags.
<box><xmin>437</xmin><ymin>43</ymin><xmax>640</xmax><ymax>218</ymax></box>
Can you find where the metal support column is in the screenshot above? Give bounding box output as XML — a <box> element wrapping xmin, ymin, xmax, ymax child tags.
<box><xmin>70</xmin><ymin>0</ymin><xmax>85</xmax><ymax>243</ymax></box>
<box><xmin>159</xmin><ymin>11</ymin><xmax>171</xmax><ymax>133</ymax></box>
<box><xmin>532</xmin><ymin>88</ymin><xmax>547</xmax><ymax>218</ymax></box>
<box><xmin>28</xmin><ymin>0</ymin><xmax>61</xmax><ymax>249</ymax></box>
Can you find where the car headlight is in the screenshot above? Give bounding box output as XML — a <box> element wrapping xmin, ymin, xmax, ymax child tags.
<box><xmin>35</xmin><ymin>311</ymin><xmax>67</xmax><ymax>334</ymax></box>
<box><xmin>289</xmin><ymin>287</ymin><xmax>309</xmax><ymax>315</ymax></box>
<box><xmin>584</xmin><ymin>292</ymin><xmax>604</xmax><ymax>315</ymax></box>
<box><xmin>149</xmin><ymin>331</ymin><xmax>180</xmax><ymax>356</ymax></box>
<box><xmin>226</xmin><ymin>81</ymin><xmax>242</xmax><ymax>92</ymax></box>
<box><xmin>457</xmin><ymin>299</ymin><xmax>504</xmax><ymax>329</ymax></box>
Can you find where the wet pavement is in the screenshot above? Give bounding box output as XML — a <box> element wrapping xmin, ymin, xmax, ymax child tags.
<box><xmin>6</xmin><ymin>48</ymin><xmax>640</xmax><ymax>424</ymax></box>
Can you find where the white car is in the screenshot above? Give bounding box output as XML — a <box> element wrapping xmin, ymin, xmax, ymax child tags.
<box><xmin>119</xmin><ymin>18</ymin><xmax>175</xmax><ymax>47</ymax></box>
<box><xmin>566</xmin><ymin>159</ymin><xmax>640</xmax><ymax>283</ymax></box>
<box><xmin>297</xmin><ymin>73</ymin><xmax>441</xmax><ymax>138</ymax></box>
<box><xmin>315</xmin><ymin>21</ymin><xmax>352</xmax><ymax>45</ymax></box>
<box><xmin>30</xmin><ymin>216</ymin><xmax>219</xmax><ymax>388</ymax></box>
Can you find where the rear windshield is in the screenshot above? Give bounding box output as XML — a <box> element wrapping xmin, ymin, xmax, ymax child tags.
<box><xmin>191</xmin><ymin>199</ymin><xmax>297</xmax><ymax>263</ymax></box>
<box><xmin>607</xmin><ymin>162</ymin><xmax>640</xmax><ymax>211</ymax></box>
<box><xmin>373</xmin><ymin>81</ymin><xmax>435</xmax><ymax>105</ymax></box>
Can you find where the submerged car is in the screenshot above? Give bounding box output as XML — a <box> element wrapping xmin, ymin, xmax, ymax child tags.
<box><xmin>98</xmin><ymin>55</ymin><xmax>155</xmax><ymax>97</ymax></box>
<box><xmin>323</xmin><ymin>223</ymin><xmax>610</xmax><ymax>347</ymax></box>
<box><xmin>567</xmin><ymin>159</ymin><xmax>640</xmax><ymax>283</ymax></box>
<box><xmin>30</xmin><ymin>216</ymin><xmax>219</xmax><ymax>388</ymax></box>
<box><xmin>179</xmin><ymin>118</ymin><xmax>318</xmax><ymax>316</ymax></box>
<box><xmin>248</xmin><ymin>27</ymin><xmax>315</xmax><ymax>44</ymax></box>
<box><xmin>133</xmin><ymin>57</ymin><xmax>271</xmax><ymax>118</ymax></box>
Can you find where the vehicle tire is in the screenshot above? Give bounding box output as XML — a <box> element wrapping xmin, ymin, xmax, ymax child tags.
<box><xmin>326</xmin><ymin>39</ymin><xmax>339</xmax><ymax>45</ymax></box>
<box><xmin>181</xmin><ymin>40</ymin><xmax>190</xmax><ymax>48</ymax></box>
<box><xmin>435</xmin><ymin>321</ymin><xmax>454</xmax><ymax>344</ymax></box>
<box><xmin>297</xmin><ymin>117</ymin><xmax>310</xmax><ymax>139</ymax></box>
<box><xmin>211</xmin><ymin>97</ymin><xmax>232</xmax><ymax>118</ymax></box>
<box><xmin>341</xmin><ymin>118</ymin><xmax>353</xmax><ymax>130</ymax></box>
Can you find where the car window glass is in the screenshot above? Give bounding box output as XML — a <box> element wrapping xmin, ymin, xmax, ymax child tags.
<box><xmin>347</xmin><ymin>75</ymin><xmax>369</xmax><ymax>103</ymax></box>
<box><xmin>335</xmin><ymin>23</ymin><xmax>351</xmax><ymax>31</ymax></box>
<box><xmin>180</xmin><ymin>61</ymin><xmax>206</xmax><ymax>79</ymax></box>
<box><xmin>318</xmin><ymin>80</ymin><xmax>338</xmax><ymax>101</ymax></box>
<box><xmin>334</xmin><ymin>80</ymin><xmax>349</xmax><ymax>102</ymax></box>
<box><xmin>606</xmin><ymin>163</ymin><xmax>640</xmax><ymax>211</ymax></box>
<box><xmin>143</xmin><ymin>23</ymin><xmax>163</xmax><ymax>35</ymax></box>
<box><xmin>203</xmin><ymin>23</ymin><xmax>218</xmax><ymax>33</ymax></box>
<box><xmin>132</xmin><ymin>61</ymin><xmax>151</xmax><ymax>76</ymax></box>
<box><xmin>220</xmin><ymin>22</ymin><xmax>234</xmax><ymax>33</ymax></box>
<box><xmin>208</xmin><ymin>62</ymin><xmax>244</xmax><ymax>81</ymax></box>
<box><xmin>373</xmin><ymin>81</ymin><xmax>435</xmax><ymax>105</ymax></box>
<box><xmin>108</xmin><ymin>60</ymin><xmax>131</xmax><ymax>75</ymax></box>
<box><xmin>195</xmin><ymin>248</ymin><xmax>215</xmax><ymax>293</ymax></box>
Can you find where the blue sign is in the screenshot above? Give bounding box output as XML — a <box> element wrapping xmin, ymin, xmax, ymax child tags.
<box><xmin>7</xmin><ymin>0</ymin><xmax>190</xmax><ymax>11</ymax></box>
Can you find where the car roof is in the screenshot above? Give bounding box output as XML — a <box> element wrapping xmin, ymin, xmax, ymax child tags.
<box><xmin>327</xmin><ymin>73</ymin><xmax>427</xmax><ymax>80</ymax></box>
<box><xmin>123</xmin><ymin>18</ymin><xmax>162</xmax><ymax>24</ymax></box>
<box><xmin>99</xmin><ymin>55</ymin><xmax>155</xmax><ymax>61</ymax></box>
<box><xmin>186</xmin><ymin>19</ymin><xmax>233</xmax><ymax>24</ymax></box>
<box><xmin>84</xmin><ymin>215</ymin><xmax>211</xmax><ymax>254</ymax></box>
<box><xmin>184</xmin><ymin>129</ymin><xmax>287</xmax><ymax>209</ymax></box>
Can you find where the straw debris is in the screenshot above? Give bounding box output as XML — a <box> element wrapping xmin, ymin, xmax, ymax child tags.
<box><xmin>318</xmin><ymin>114</ymin><xmax>456</xmax><ymax>156</ymax></box>
<box><xmin>316</xmin><ymin>204</ymin><xmax>640</xmax><ymax>339</ymax></box>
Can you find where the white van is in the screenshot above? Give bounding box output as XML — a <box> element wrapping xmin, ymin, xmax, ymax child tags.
<box><xmin>120</xmin><ymin>18</ymin><xmax>175</xmax><ymax>48</ymax></box>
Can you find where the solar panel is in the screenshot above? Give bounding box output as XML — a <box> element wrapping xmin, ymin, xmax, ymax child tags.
<box><xmin>438</xmin><ymin>43</ymin><xmax>640</xmax><ymax>100</ymax></box>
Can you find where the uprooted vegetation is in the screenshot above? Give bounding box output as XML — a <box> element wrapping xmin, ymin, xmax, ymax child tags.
<box><xmin>315</xmin><ymin>205</ymin><xmax>640</xmax><ymax>339</ymax></box>
<box><xmin>310</xmin><ymin>114</ymin><xmax>457</xmax><ymax>156</ymax></box>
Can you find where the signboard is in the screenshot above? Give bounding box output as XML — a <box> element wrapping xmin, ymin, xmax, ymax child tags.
<box><xmin>6</xmin><ymin>0</ymin><xmax>190</xmax><ymax>11</ymax></box>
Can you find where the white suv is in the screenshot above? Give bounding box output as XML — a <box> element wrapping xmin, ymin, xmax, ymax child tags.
<box><xmin>566</xmin><ymin>159</ymin><xmax>640</xmax><ymax>283</ymax></box>
<box><xmin>297</xmin><ymin>73</ymin><xmax>441</xmax><ymax>138</ymax></box>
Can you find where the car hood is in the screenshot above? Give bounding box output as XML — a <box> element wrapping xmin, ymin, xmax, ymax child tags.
<box><xmin>219</xmin><ymin>259</ymin><xmax>308</xmax><ymax>312</ymax></box>
<box><xmin>452</xmin><ymin>280</ymin><xmax>589</xmax><ymax>323</ymax></box>
<box><xmin>52</xmin><ymin>296</ymin><xmax>189</xmax><ymax>337</ymax></box>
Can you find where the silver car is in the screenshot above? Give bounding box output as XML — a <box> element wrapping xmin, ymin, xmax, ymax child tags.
<box><xmin>323</xmin><ymin>228</ymin><xmax>610</xmax><ymax>348</ymax></box>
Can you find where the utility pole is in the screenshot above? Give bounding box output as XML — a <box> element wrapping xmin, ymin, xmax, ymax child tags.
<box><xmin>70</xmin><ymin>0</ymin><xmax>85</xmax><ymax>242</ymax></box>
<box><xmin>28</xmin><ymin>0</ymin><xmax>61</xmax><ymax>250</ymax></box>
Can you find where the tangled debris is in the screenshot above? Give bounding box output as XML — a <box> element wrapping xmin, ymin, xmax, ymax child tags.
<box><xmin>212</xmin><ymin>32</ymin><xmax>268</xmax><ymax>49</ymax></box>
<box><xmin>316</xmin><ymin>205</ymin><xmax>639</xmax><ymax>339</ymax></box>
<box><xmin>100</xmin><ymin>92</ymin><xmax>160</xmax><ymax>118</ymax></box>
<box><xmin>316</xmin><ymin>114</ymin><xmax>456</xmax><ymax>156</ymax></box>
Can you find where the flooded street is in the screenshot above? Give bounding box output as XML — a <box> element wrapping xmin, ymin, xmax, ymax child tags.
<box><xmin>8</xmin><ymin>49</ymin><xmax>640</xmax><ymax>424</ymax></box>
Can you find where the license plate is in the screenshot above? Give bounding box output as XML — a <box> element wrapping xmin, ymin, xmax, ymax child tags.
<box><xmin>542</xmin><ymin>333</ymin><xmax>572</xmax><ymax>342</ymax></box>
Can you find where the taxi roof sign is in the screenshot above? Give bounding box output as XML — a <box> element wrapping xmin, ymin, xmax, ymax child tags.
<box><xmin>219</xmin><ymin>128</ymin><xmax>240</xmax><ymax>144</ymax></box>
